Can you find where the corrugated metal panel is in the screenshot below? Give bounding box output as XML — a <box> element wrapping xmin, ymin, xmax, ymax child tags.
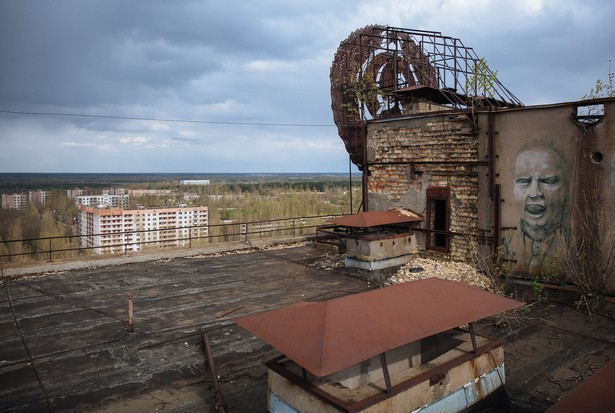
<box><xmin>235</xmin><ymin>278</ymin><xmax>524</xmax><ymax>377</ymax></box>
<box><xmin>328</xmin><ymin>209</ymin><xmax>422</xmax><ymax>228</ymax></box>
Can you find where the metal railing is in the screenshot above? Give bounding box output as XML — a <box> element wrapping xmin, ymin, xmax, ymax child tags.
<box><xmin>0</xmin><ymin>214</ymin><xmax>344</xmax><ymax>264</ymax></box>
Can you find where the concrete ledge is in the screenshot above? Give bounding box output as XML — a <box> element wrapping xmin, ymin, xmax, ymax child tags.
<box><xmin>345</xmin><ymin>254</ymin><xmax>413</xmax><ymax>271</ymax></box>
<box><xmin>1</xmin><ymin>236</ymin><xmax>312</xmax><ymax>278</ymax></box>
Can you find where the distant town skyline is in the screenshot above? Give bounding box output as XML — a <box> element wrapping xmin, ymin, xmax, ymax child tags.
<box><xmin>1</xmin><ymin>0</ymin><xmax>613</xmax><ymax>173</ymax></box>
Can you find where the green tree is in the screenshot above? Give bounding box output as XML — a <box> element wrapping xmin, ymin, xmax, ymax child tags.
<box><xmin>583</xmin><ymin>60</ymin><xmax>614</xmax><ymax>99</ymax></box>
<box><xmin>38</xmin><ymin>210</ymin><xmax>69</xmax><ymax>259</ymax></box>
<box><xmin>7</xmin><ymin>218</ymin><xmax>25</xmax><ymax>262</ymax></box>
<box><xmin>466</xmin><ymin>58</ymin><xmax>499</xmax><ymax>98</ymax></box>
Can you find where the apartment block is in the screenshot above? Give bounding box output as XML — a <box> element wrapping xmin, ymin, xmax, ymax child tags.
<box><xmin>76</xmin><ymin>194</ymin><xmax>130</xmax><ymax>208</ymax></box>
<box><xmin>78</xmin><ymin>205</ymin><xmax>208</xmax><ymax>254</ymax></box>
<box><xmin>1</xmin><ymin>191</ymin><xmax>50</xmax><ymax>211</ymax></box>
<box><xmin>29</xmin><ymin>190</ymin><xmax>51</xmax><ymax>205</ymax></box>
<box><xmin>180</xmin><ymin>179</ymin><xmax>210</xmax><ymax>185</ymax></box>
<box><xmin>1</xmin><ymin>193</ymin><xmax>29</xmax><ymax>211</ymax></box>
<box><xmin>67</xmin><ymin>189</ymin><xmax>86</xmax><ymax>198</ymax></box>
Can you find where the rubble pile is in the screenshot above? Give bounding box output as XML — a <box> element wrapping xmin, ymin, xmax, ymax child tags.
<box><xmin>386</xmin><ymin>257</ymin><xmax>493</xmax><ymax>290</ymax></box>
<box><xmin>309</xmin><ymin>253</ymin><xmax>346</xmax><ymax>271</ymax></box>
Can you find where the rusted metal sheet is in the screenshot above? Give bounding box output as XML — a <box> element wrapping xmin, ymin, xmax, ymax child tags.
<box><xmin>328</xmin><ymin>209</ymin><xmax>422</xmax><ymax>228</ymax></box>
<box><xmin>235</xmin><ymin>278</ymin><xmax>523</xmax><ymax>377</ymax></box>
<box><xmin>546</xmin><ymin>357</ymin><xmax>615</xmax><ymax>413</ymax></box>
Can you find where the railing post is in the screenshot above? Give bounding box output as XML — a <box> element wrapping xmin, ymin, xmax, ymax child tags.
<box><xmin>48</xmin><ymin>238</ymin><xmax>52</xmax><ymax>262</ymax></box>
<box><xmin>127</xmin><ymin>294</ymin><xmax>135</xmax><ymax>333</ymax></box>
<box><xmin>189</xmin><ymin>226</ymin><xmax>192</xmax><ymax>248</ymax></box>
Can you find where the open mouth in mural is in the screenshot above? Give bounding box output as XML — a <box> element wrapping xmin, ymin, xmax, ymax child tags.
<box><xmin>525</xmin><ymin>203</ymin><xmax>546</xmax><ymax>217</ymax></box>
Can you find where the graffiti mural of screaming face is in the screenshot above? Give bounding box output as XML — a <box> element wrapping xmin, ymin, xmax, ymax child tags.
<box><xmin>506</xmin><ymin>145</ymin><xmax>569</xmax><ymax>275</ymax></box>
<box><xmin>513</xmin><ymin>147</ymin><xmax>567</xmax><ymax>241</ymax></box>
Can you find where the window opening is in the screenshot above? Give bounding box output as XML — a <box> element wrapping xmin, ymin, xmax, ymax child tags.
<box><xmin>426</xmin><ymin>187</ymin><xmax>450</xmax><ymax>252</ymax></box>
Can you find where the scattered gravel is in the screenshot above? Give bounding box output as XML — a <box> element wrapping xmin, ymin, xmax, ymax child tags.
<box><xmin>386</xmin><ymin>257</ymin><xmax>493</xmax><ymax>290</ymax></box>
<box><xmin>310</xmin><ymin>253</ymin><xmax>494</xmax><ymax>291</ymax></box>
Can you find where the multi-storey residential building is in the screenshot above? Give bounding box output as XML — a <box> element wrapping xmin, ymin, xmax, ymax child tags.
<box><xmin>180</xmin><ymin>179</ymin><xmax>210</xmax><ymax>185</ymax></box>
<box><xmin>1</xmin><ymin>191</ymin><xmax>50</xmax><ymax>211</ymax></box>
<box><xmin>1</xmin><ymin>193</ymin><xmax>29</xmax><ymax>211</ymax></box>
<box><xmin>76</xmin><ymin>194</ymin><xmax>130</xmax><ymax>208</ymax></box>
<box><xmin>67</xmin><ymin>189</ymin><xmax>86</xmax><ymax>198</ymax></box>
<box><xmin>78</xmin><ymin>205</ymin><xmax>208</xmax><ymax>254</ymax></box>
<box><xmin>129</xmin><ymin>189</ymin><xmax>174</xmax><ymax>196</ymax></box>
<box><xmin>103</xmin><ymin>188</ymin><xmax>129</xmax><ymax>195</ymax></box>
<box><xmin>29</xmin><ymin>190</ymin><xmax>51</xmax><ymax>206</ymax></box>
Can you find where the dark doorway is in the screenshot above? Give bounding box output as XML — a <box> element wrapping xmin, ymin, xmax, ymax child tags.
<box><xmin>426</xmin><ymin>187</ymin><xmax>450</xmax><ymax>252</ymax></box>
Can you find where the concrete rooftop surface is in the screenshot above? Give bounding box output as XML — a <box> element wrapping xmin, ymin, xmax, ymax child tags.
<box><xmin>1</xmin><ymin>241</ymin><xmax>615</xmax><ymax>412</ymax></box>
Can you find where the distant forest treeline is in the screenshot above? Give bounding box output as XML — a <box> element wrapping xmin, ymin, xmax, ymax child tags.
<box><xmin>0</xmin><ymin>173</ymin><xmax>361</xmax><ymax>192</ymax></box>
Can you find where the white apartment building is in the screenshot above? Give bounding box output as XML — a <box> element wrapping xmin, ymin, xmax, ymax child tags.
<box><xmin>76</xmin><ymin>194</ymin><xmax>130</xmax><ymax>208</ymax></box>
<box><xmin>180</xmin><ymin>179</ymin><xmax>210</xmax><ymax>185</ymax></box>
<box><xmin>78</xmin><ymin>205</ymin><xmax>208</xmax><ymax>254</ymax></box>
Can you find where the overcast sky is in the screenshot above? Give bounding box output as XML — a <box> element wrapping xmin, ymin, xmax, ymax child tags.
<box><xmin>1</xmin><ymin>0</ymin><xmax>613</xmax><ymax>173</ymax></box>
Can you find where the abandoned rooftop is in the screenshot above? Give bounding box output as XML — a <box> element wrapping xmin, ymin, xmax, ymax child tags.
<box><xmin>3</xmin><ymin>24</ymin><xmax>615</xmax><ymax>413</ymax></box>
<box><xmin>1</xmin><ymin>239</ymin><xmax>614</xmax><ymax>413</ymax></box>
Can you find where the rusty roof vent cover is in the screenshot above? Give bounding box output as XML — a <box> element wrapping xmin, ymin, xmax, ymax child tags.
<box><xmin>328</xmin><ymin>209</ymin><xmax>422</xmax><ymax>228</ymax></box>
<box><xmin>235</xmin><ymin>278</ymin><xmax>523</xmax><ymax>377</ymax></box>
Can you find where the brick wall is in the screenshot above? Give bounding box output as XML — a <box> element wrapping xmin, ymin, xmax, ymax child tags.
<box><xmin>366</xmin><ymin>112</ymin><xmax>482</xmax><ymax>261</ymax></box>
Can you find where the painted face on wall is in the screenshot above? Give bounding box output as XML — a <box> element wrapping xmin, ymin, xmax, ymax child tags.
<box><xmin>513</xmin><ymin>147</ymin><xmax>566</xmax><ymax>241</ymax></box>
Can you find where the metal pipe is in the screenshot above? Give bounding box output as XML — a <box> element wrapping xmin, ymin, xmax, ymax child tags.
<box><xmin>127</xmin><ymin>294</ymin><xmax>134</xmax><ymax>333</ymax></box>
<box><xmin>493</xmin><ymin>184</ymin><xmax>501</xmax><ymax>259</ymax></box>
<box><xmin>362</xmin><ymin>124</ymin><xmax>369</xmax><ymax>212</ymax></box>
<box><xmin>487</xmin><ymin>110</ymin><xmax>496</xmax><ymax>200</ymax></box>
<box><xmin>201</xmin><ymin>333</ymin><xmax>226</xmax><ymax>413</ymax></box>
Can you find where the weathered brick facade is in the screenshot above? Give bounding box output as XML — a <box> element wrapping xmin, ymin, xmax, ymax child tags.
<box><xmin>366</xmin><ymin>112</ymin><xmax>482</xmax><ymax>262</ymax></box>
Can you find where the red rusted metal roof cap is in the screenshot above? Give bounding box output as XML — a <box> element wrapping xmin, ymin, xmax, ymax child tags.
<box><xmin>235</xmin><ymin>278</ymin><xmax>524</xmax><ymax>377</ymax></box>
<box><xmin>546</xmin><ymin>357</ymin><xmax>615</xmax><ymax>413</ymax></box>
<box><xmin>328</xmin><ymin>209</ymin><xmax>422</xmax><ymax>228</ymax></box>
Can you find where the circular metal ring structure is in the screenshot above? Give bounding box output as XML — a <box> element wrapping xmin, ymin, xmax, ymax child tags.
<box><xmin>330</xmin><ymin>25</ymin><xmax>437</xmax><ymax>168</ymax></box>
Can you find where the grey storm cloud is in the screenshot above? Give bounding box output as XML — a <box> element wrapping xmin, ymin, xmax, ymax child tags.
<box><xmin>0</xmin><ymin>0</ymin><xmax>613</xmax><ymax>173</ymax></box>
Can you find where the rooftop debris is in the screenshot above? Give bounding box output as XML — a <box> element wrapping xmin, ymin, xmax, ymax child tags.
<box><xmin>387</xmin><ymin>257</ymin><xmax>493</xmax><ymax>290</ymax></box>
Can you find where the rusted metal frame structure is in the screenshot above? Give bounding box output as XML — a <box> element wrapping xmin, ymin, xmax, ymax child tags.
<box><xmin>331</xmin><ymin>25</ymin><xmax>523</xmax><ymax>169</ymax></box>
<box><xmin>264</xmin><ymin>334</ymin><xmax>504</xmax><ymax>413</ymax></box>
<box><xmin>331</xmin><ymin>26</ymin><xmax>522</xmax><ymax>243</ymax></box>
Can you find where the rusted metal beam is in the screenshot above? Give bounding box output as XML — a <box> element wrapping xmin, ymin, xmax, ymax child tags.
<box><xmin>215</xmin><ymin>305</ymin><xmax>243</xmax><ymax>319</ymax></box>
<box><xmin>379</xmin><ymin>353</ymin><xmax>392</xmax><ymax>396</ymax></box>
<box><xmin>201</xmin><ymin>333</ymin><xmax>226</xmax><ymax>413</ymax></box>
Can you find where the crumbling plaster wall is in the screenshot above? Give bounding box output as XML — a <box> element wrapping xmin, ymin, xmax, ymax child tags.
<box><xmin>366</xmin><ymin>113</ymin><xmax>482</xmax><ymax>261</ymax></box>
